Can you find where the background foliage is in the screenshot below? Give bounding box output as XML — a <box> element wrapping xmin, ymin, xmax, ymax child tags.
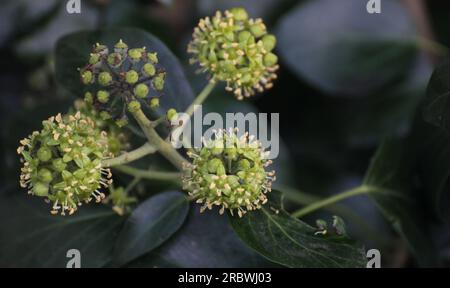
<box><xmin>2</xmin><ymin>0</ymin><xmax>450</xmax><ymax>267</ymax></box>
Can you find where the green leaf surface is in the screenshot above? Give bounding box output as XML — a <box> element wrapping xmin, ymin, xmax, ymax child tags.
<box><xmin>423</xmin><ymin>57</ymin><xmax>450</xmax><ymax>131</ymax></box>
<box><xmin>54</xmin><ymin>28</ymin><xmax>194</xmax><ymax>112</ymax></box>
<box><xmin>113</xmin><ymin>191</ymin><xmax>189</xmax><ymax>266</ymax></box>
<box><xmin>127</xmin><ymin>207</ymin><xmax>273</xmax><ymax>268</ymax></box>
<box><xmin>0</xmin><ymin>189</ymin><xmax>124</xmax><ymax>268</ymax></box>
<box><xmin>276</xmin><ymin>0</ymin><xmax>418</xmax><ymax>96</ymax></box>
<box><xmin>363</xmin><ymin>139</ymin><xmax>438</xmax><ymax>266</ymax></box>
<box><xmin>229</xmin><ymin>191</ymin><xmax>367</xmax><ymax>268</ymax></box>
<box><xmin>414</xmin><ymin>118</ymin><xmax>450</xmax><ymax>219</ymax></box>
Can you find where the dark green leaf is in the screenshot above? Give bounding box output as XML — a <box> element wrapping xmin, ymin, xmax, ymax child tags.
<box><xmin>0</xmin><ymin>189</ymin><xmax>124</xmax><ymax>268</ymax></box>
<box><xmin>276</xmin><ymin>0</ymin><xmax>418</xmax><ymax>96</ymax></box>
<box><xmin>423</xmin><ymin>57</ymin><xmax>450</xmax><ymax>131</ymax></box>
<box><xmin>414</xmin><ymin>118</ymin><xmax>450</xmax><ymax>219</ymax></box>
<box><xmin>363</xmin><ymin>139</ymin><xmax>438</xmax><ymax>266</ymax></box>
<box><xmin>113</xmin><ymin>191</ymin><xmax>189</xmax><ymax>266</ymax></box>
<box><xmin>229</xmin><ymin>190</ymin><xmax>367</xmax><ymax>268</ymax></box>
<box><xmin>127</xmin><ymin>207</ymin><xmax>273</xmax><ymax>267</ymax></box>
<box><xmin>54</xmin><ymin>28</ymin><xmax>194</xmax><ymax>112</ymax></box>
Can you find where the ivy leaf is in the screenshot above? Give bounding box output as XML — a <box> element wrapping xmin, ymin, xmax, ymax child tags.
<box><xmin>127</xmin><ymin>208</ymin><xmax>273</xmax><ymax>268</ymax></box>
<box><xmin>229</xmin><ymin>190</ymin><xmax>367</xmax><ymax>268</ymax></box>
<box><xmin>363</xmin><ymin>139</ymin><xmax>438</xmax><ymax>266</ymax></box>
<box><xmin>414</xmin><ymin>118</ymin><xmax>450</xmax><ymax>219</ymax></box>
<box><xmin>54</xmin><ymin>28</ymin><xmax>194</xmax><ymax>112</ymax></box>
<box><xmin>423</xmin><ymin>57</ymin><xmax>450</xmax><ymax>132</ymax></box>
<box><xmin>275</xmin><ymin>0</ymin><xmax>418</xmax><ymax>96</ymax></box>
<box><xmin>0</xmin><ymin>189</ymin><xmax>124</xmax><ymax>268</ymax></box>
<box><xmin>113</xmin><ymin>191</ymin><xmax>189</xmax><ymax>266</ymax></box>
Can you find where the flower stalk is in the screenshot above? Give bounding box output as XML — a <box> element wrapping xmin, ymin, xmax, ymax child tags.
<box><xmin>114</xmin><ymin>165</ymin><xmax>181</xmax><ymax>183</ymax></box>
<box><xmin>291</xmin><ymin>185</ymin><xmax>374</xmax><ymax>218</ymax></box>
<box><xmin>102</xmin><ymin>142</ymin><xmax>157</xmax><ymax>167</ymax></box>
<box><xmin>130</xmin><ymin>107</ymin><xmax>187</xmax><ymax>171</ymax></box>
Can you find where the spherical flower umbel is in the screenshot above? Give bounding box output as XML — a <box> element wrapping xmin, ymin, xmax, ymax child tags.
<box><xmin>182</xmin><ymin>128</ymin><xmax>276</xmax><ymax>217</ymax></box>
<box><xmin>17</xmin><ymin>112</ymin><xmax>113</xmax><ymax>215</ymax></box>
<box><xmin>188</xmin><ymin>7</ymin><xmax>279</xmax><ymax>100</ymax></box>
<box><xmin>79</xmin><ymin>40</ymin><xmax>166</xmax><ymax>126</ymax></box>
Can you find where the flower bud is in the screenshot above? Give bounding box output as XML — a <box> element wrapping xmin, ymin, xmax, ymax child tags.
<box><xmin>37</xmin><ymin>147</ymin><xmax>52</xmax><ymax>162</ymax></box>
<box><xmin>98</xmin><ymin>71</ymin><xmax>112</xmax><ymax>86</ymax></box>
<box><xmin>115</xmin><ymin>118</ymin><xmax>129</xmax><ymax>127</ymax></box>
<box><xmin>150</xmin><ymin>97</ymin><xmax>159</xmax><ymax>108</ymax></box>
<box><xmin>114</xmin><ymin>39</ymin><xmax>128</xmax><ymax>54</ymax></box>
<box><xmin>152</xmin><ymin>74</ymin><xmax>165</xmax><ymax>91</ymax></box>
<box><xmin>89</xmin><ymin>53</ymin><xmax>101</xmax><ymax>65</ymax></box>
<box><xmin>100</xmin><ymin>111</ymin><xmax>112</xmax><ymax>120</ymax></box>
<box><xmin>94</xmin><ymin>43</ymin><xmax>109</xmax><ymax>55</ymax></box>
<box><xmin>33</xmin><ymin>182</ymin><xmax>49</xmax><ymax>197</ymax></box>
<box><xmin>97</xmin><ymin>90</ymin><xmax>110</xmax><ymax>103</ymax></box>
<box><xmin>38</xmin><ymin>168</ymin><xmax>53</xmax><ymax>183</ymax></box>
<box><xmin>128</xmin><ymin>48</ymin><xmax>144</xmax><ymax>62</ymax></box>
<box><xmin>147</xmin><ymin>52</ymin><xmax>158</xmax><ymax>64</ymax></box>
<box><xmin>229</xmin><ymin>7</ymin><xmax>248</xmax><ymax>21</ymax></box>
<box><xmin>52</xmin><ymin>158</ymin><xmax>66</xmax><ymax>172</ymax></box>
<box><xmin>166</xmin><ymin>108</ymin><xmax>177</xmax><ymax>121</ymax></box>
<box><xmin>142</xmin><ymin>63</ymin><xmax>156</xmax><ymax>77</ymax></box>
<box><xmin>249</xmin><ymin>22</ymin><xmax>266</xmax><ymax>38</ymax></box>
<box><xmin>134</xmin><ymin>83</ymin><xmax>149</xmax><ymax>98</ymax></box>
<box><xmin>125</xmin><ymin>70</ymin><xmax>139</xmax><ymax>84</ymax></box>
<box><xmin>84</xmin><ymin>92</ymin><xmax>93</xmax><ymax>104</ymax></box>
<box><xmin>264</xmin><ymin>52</ymin><xmax>278</xmax><ymax>67</ymax></box>
<box><xmin>262</xmin><ymin>34</ymin><xmax>276</xmax><ymax>52</ymax></box>
<box><xmin>107</xmin><ymin>52</ymin><xmax>123</xmax><ymax>67</ymax></box>
<box><xmin>127</xmin><ymin>100</ymin><xmax>141</xmax><ymax>113</ymax></box>
<box><xmin>81</xmin><ymin>70</ymin><xmax>93</xmax><ymax>85</ymax></box>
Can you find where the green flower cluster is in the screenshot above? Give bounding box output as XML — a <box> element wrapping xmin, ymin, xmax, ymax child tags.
<box><xmin>182</xmin><ymin>128</ymin><xmax>276</xmax><ymax>217</ymax></box>
<box><xmin>18</xmin><ymin>112</ymin><xmax>113</xmax><ymax>215</ymax></box>
<box><xmin>80</xmin><ymin>40</ymin><xmax>165</xmax><ymax>127</ymax></box>
<box><xmin>188</xmin><ymin>7</ymin><xmax>279</xmax><ymax>100</ymax></box>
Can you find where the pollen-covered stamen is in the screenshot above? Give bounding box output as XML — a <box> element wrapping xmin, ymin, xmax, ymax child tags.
<box><xmin>17</xmin><ymin>112</ymin><xmax>113</xmax><ymax>216</ymax></box>
<box><xmin>182</xmin><ymin>128</ymin><xmax>275</xmax><ymax>217</ymax></box>
<box><xmin>188</xmin><ymin>7</ymin><xmax>278</xmax><ymax>100</ymax></box>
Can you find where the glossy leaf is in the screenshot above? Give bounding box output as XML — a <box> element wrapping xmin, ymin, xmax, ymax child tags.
<box><xmin>363</xmin><ymin>139</ymin><xmax>438</xmax><ymax>266</ymax></box>
<box><xmin>423</xmin><ymin>57</ymin><xmax>450</xmax><ymax>131</ymax></box>
<box><xmin>113</xmin><ymin>191</ymin><xmax>189</xmax><ymax>266</ymax></box>
<box><xmin>229</xmin><ymin>191</ymin><xmax>367</xmax><ymax>268</ymax></box>
<box><xmin>0</xmin><ymin>189</ymin><xmax>124</xmax><ymax>268</ymax></box>
<box><xmin>127</xmin><ymin>207</ymin><xmax>273</xmax><ymax>267</ymax></box>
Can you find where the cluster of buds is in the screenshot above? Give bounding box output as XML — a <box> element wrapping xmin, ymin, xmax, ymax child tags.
<box><xmin>17</xmin><ymin>112</ymin><xmax>113</xmax><ymax>215</ymax></box>
<box><xmin>188</xmin><ymin>7</ymin><xmax>279</xmax><ymax>100</ymax></box>
<box><xmin>80</xmin><ymin>39</ymin><xmax>165</xmax><ymax>127</ymax></box>
<box><xmin>182</xmin><ymin>128</ymin><xmax>276</xmax><ymax>217</ymax></box>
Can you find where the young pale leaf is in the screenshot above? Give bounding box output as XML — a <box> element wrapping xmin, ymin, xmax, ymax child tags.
<box><xmin>229</xmin><ymin>191</ymin><xmax>367</xmax><ymax>268</ymax></box>
<box><xmin>363</xmin><ymin>139</ymin><xmax>438</xmax><ymax>267</ymax></box>
<box><xmin>0</xmin><ymin>190</ymin><xmax>124</xmax><ymax>268</ymax></box>
<box><xmin>113</xmin><ymin>191</ymin><xmax>189</xmax><ymax>266</ymax></box>
<box><xmin>54</xmin><ymin>28</ymin><xmax>194</xmax><ymax>112</ymax></box>
<box><xmin>275</xmin><ymin>0</ymin><xmax>418</xmax><ymax>96</ymax></box>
